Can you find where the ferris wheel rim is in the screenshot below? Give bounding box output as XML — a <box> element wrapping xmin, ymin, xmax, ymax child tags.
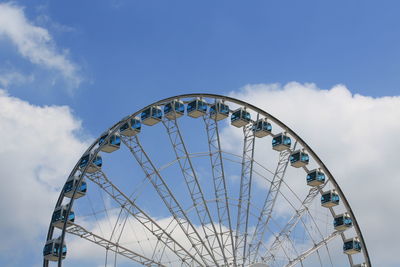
<box><xmin>44</xmin><ymin>93</ymin><xmax>371</xmax><ymax>267</ymax></box>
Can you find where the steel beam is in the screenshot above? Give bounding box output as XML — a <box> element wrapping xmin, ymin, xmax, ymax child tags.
<box><xmin>85</xmin><ymin>171</ymin><xmax>200</xmax><ymax>266</ymax></box>
<box><xmin>121</xmin><ymin>135</ymin><xmax>216</xmax><ymax>266</ymax></box>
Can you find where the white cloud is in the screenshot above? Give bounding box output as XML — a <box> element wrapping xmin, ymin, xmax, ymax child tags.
<box><xmin>35</xmin><ymin>14</ymin><xmax>76</xmax><ymax>34</ymax></box>
<box><xmin>224</xmin><ymin>82</ymin><xmax>400</xmax><ymax>267</ymax></box>
<box><xmin>0</xmin><ymin>89</ymin><xmax>90</xmax><ymax>264</ymax></box>
<box><xmin>0</xmin><ymin>70</ymin><xmax>34</xmax><ymax>87</ymax></box>
<box><xmin>0</xmin><ymin>2</ymin><xmax>82</xmax><ymax>88</ymax></box>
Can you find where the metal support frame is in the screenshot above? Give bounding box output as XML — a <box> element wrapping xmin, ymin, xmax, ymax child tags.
<box><xmin>234</xmin><ymin>116</ymin><xmax>257</xmax><ymax>266</ymax></box>
<box><xmin>44</xmin><ymin>93</ymin><xmax>371</xmax><ymax>267</ymax></box>
<box><xmin>203</xmin><ymin>112</ymin><xmax>236</xmax><ymax>265</ymax></box>
<box><xmin>66</xmin><ymin>222</ymin><xmax>166</xmax><ymax>267</ymax></box>
<box><xmin>84</xmin><ymin>170</ymin><xmax>200</xmax><ymax>266</ymax></box>
<box><xmin>248</xmin><ymin>142</ymin><xmax>297</xmax><ymax>264</ymax></box>
<box><xmin>162</xmin><ymin>117</ymin><xmax>226</xmax><ymax>264</ymax></box>
<box><xmin>121</xmin><ymin>135</ymin><xmax>216</xmax><ymax>266</ymax></box>
<box><xmin>262</xmin><ymin>181</ymin><xmax>328</xmax><ymax>265</ymax></box>
<box><xmin>285</xmin><ymin>230</ymin><xmax>341</xmax><ymax>267</ymax></box>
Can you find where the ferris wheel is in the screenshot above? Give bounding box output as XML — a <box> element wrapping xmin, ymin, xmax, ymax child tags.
<box><xmin>43</xmin><ymin>94</ymin><xmax>371</xmax><ymax>267</ymax></box>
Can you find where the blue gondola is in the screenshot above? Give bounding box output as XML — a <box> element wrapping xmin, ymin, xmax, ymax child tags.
<box><xmin>321</xmin><ymin>190</ymin><xmax>340</xmax><ymax>208</ymax></box>
<box><xmin>79</xmin><ymin>154</ymin><xmax>102</xmax><ymax>173</ymax></box>
<box><xmin>290</xmin><ymin>150</ymin><xmax>309</xmax><ymax>168</ymax></box>
<box><xmin>252</xmin><ymin>119</ymin><xmax>272</xmax><ymax>138</ymax></box>
<box><xmin>272</xmin><ymin>133</ymin><xmax>291</xmax><ymax>151</ymax></box>
<box><xmin>52</xmin><ymin>205</ymin><xmax>75</xmax><ymax>229</ymax></box>
<box><xmin>210</xmin><ymin>101</ymin><xmax>229</xmax><ymax>121</ymax></box>
<box><xmin>343</xmin><ymin>237</ymin><xmax>362</xmax><ymax>255</ymax></box>
<box><xmin>141</xmin><ymin>106</ymin><xmax>162</xmax><ymax>126</ymax></box>
<box><xmin>231</xmin><ymin>108</ymin><xmax>251</xmax><ymax>127</ymax></box>
<box><xmin>334</xmin><ymin>213</ymin><xmax>353</xmax><ymax>231</ymax></box>
<box><xmin>164</xmin><ymin>100</ymin><xmax>185</xmax><ymax>120</ymax></box>
<box><xmin>43</xmin><ymin>238</ymin><xmax>66</xmax><ymax>261</ymax></box>
<box><xmin>120</xmin><ymin>117</ymin><xmax>141</xmax><ymax>136</ymax></box>
<box><xmin>187</xmin><ymin>98</ymin><xmax>207</xmax><ymax>118</ymax></box>
<box><xmin>99</xmin><ymin>133</ymin><xmax>121</xmax><ymax>153</ymax></box>
<box><xmin>64</xmin><ymin>176</ymin><xmax>87</xmax><ymax>199</ymax></box>
<box><xmin>306</xmin><ymin>169</ymin><xmax>325</xmax><ymax>187</ymax></box>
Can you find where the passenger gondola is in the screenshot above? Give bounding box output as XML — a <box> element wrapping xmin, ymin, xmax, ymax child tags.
<box><xmin>290</xmin><ymin>150</ymin><xmax>309</xmax><ymax>168</ymax></box>
<box><xmin>79</xmin><ymin>153</ymin><xmax>102</xmax><ymax>173</ymax></box>
<box><xmin>231</xmin><ymin>108</ymin><xmax>251</xmax><ymax>127</ymax></box>
<box><xmin>272</xmin><ymin>133</ymin><xmax>291</xmax><ymax>151</ymax></box>
<box><xmin>141</xmin><ymin>106</ymin><xmax>162</xmax><ymax>126</ymax></box>
<box><xmin>64</xmin><ymin>176</ymin><xmax>87</xmax><ymax>199</ymax></box>
<box><xmin>321</xmin><ymin>190</ymin><xmax>340</xmax><ymax>208</ymax></box>
<box><xmin>334</xmin><ymin>213</ymin><xmax>353</xmax><ymax>231</ymax></box>
<box><xmin>306</xmin><ymin>169</ymin><xmax>325</xmax><ymax>186</ymax></box>
<box><xmin>52</xmin><ymin>205</ymin><xmax>75</xmax><ymax>229</ymax></box>
<box><xmin>119</xmin><ymin>117</ymin><xmax>141</xmax><ymax>136</ymax></box>
<box><xmin>343</xmin><ymin>237</ymin><xmax>362</xmax><ymax>255</ymax></box>
<box><xmin>99</xmin><ymin>133</ymin><xmax>121</xmax><ymax>153</ymax></box>
<box><xmin>164</xmin><ymin>100</ymin><xmax>185</xmax><ymax>120</ymax></box>
<box><xmin>43</xmin><ymin>238</ymin><xmax>66</xmax><ymax>261</ymax></box>
<box><xmin>210</xmin><ymin>101</ymin><xmax>229</xmax><ymax>121</ymax></box>
<box><xmin>187</xmin><ymin>98</ymin><xmax>207</xmax><ymax>118</ymax></box>
<box><xmin>252</xmin><ymin>119</ymin><xmax>272</xmax><ymax>138</ymax></box>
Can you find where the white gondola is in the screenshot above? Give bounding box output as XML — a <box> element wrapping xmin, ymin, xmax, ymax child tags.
<box><xmin>187</xmin><ymin>98</ymin><xmax>207</xmax><ymax>118</ymax></box>
<box><xmin>252</xmin><ymin>119</ymin><xmax>272</xmax><ymax>138</ymax></box>
<box><xmin>99</xmin><ymin>133</ymin><xmax>121</xmax><ymax>153</ymax></box>
<box><xmin>272</xmin><ymin>133</ymin><xmax>291</xmax><ymax>151</ymax></box>
<box><xmin>306</xmin><ymin>169</ymin><xmax>325</xmax><ymax>186</ymax></box>
<box><xmin>164</xmin><ymin>100</ymin><xmax>185</xmax><ymax>120</ymax></box>
<box><xmin>52</xmin><ymin>204</ymin><xmax>75</xmax><ymax>229</ymax></box>
<box><xmin>290</xmin><ymin>150</ymin><xmax>309</xmax><ymax>168</ymax></box>
<box><xmin>231</xmin><ymin>108</ymin><xmax>251</xmax><ymax>127</ymax></box>
<box><xmin>141</xmin><ymin>106</ymin><xmax>162</xmax><ymax>126</ymax></box>
<box><xmin>119</xmin><ymin>117</ymin><xmax>141</xmax><ymax>136</ymax></box>
<box><xmin>321</xmin><ymin>189</ymin><xmax>340</xmax><ymax>208</ymax></box>
<box><xmin>343</xmin><ymin>237</ymin><xmax>362</xmax><ymax>255</ymax></box>
<box><xmin>64</xmin><ymin>176</ymin><xmax>87</xmax><ymax>199</ymax></box>
<box><xmin>79</xmin><ymin>153</ymin><xmax>102</xmax><ymax>173</ymax></box>
<box><xmin>334</xmin><ymin>213</ymin><xmax>353</xmax><ymax>231</ymax></box>
<box><xmin>43</xmin><ymin>237</ymin><xmax>66</xmax><ymax>261</ymax></box>
<box><xmin>353</xmin><ymin>264</ymin><xmax>367</xmax><ymax>267</ymax></box>
<box><xmin>210</xmin><ymin>101</ymin><xmax>229</xmax><ymax>121</ymax></box>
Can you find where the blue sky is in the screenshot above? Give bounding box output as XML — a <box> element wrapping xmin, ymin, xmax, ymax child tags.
<box><xmin>1</xmin><ymin>1</ymin><xmax>400</xmax><ymax>266</ymax></box>
<box><xmin>4</xmin><ymin>0</ymin><xmax>400</xmax><ymax>133</ymax></box>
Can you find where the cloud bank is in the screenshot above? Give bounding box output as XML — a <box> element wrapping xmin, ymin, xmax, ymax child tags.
<box><xmin>0</xmin><ymin>89</ymin><xmax>89</xmax><ymax>265</ymax></box>
<box><xmin>224</xmin><ymin>82</ymin><xmax>400</xmax><ymax>267</ymax></box>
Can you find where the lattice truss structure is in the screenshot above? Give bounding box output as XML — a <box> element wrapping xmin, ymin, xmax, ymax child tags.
<box><xmin>43</xmin><ymin>94</ymin><xmax>370</xmax><ymax>267</ymax></box>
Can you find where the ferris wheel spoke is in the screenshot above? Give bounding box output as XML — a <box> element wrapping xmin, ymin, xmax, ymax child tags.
<box><xmin>248</xmin><ymin>141</ymin><xmax>298</xmax><ymax>263</ymax></box>
<box><xmin>262</xmin><ymin>182</ymin><xmax>327</xmax><ymax>265</ymax></box>
<box><xmin>66</xmin><ymin>222</ymin><xmax>166</xmax><ymax>266</ymax></box>
<box><xmin>84</xmin><ymin>171</ymin><xmax>200</xmax><ymax>266</ymax></box>
<box><xmin>223</xmin><ymin>147</ymin><xmax>331</xmax><ymax>265</ymax></box>
<box><xmin>284</xmin><ymin>230</ymin><xmax>341</xmax><ymax>267</ymax></box>
<box><xmin>234</xmin><ymin>115</ymin><xmax>258</xmax><ymax>266</ymax></box>
<box><xmin>162</xmin><ymin>117</ymin><xmax>227</xmax><ymax>264</ymax></box>
<box><xmin>253</xmin><ymin>174</ymin><xmax>332</xmax><ymax>266</ymax></box>
<box><xmin>249</xmin><ymin>204</ymin><xmax>299</xmax><ymax>265</ymax></box>
<box><xmin>121</xmin><ymin>135</ymin><xmax>218</xmax><ymax>266</ymax></box>
<box><xmin>203</xmin><ymin>112</ymin><xmax>236</xmax><ymax>264</ymax></box>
